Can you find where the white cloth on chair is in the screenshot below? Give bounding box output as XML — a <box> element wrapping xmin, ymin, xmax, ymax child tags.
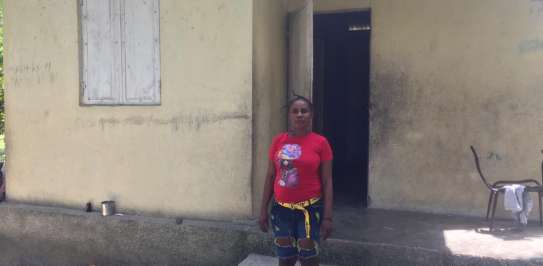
<box><xmin>504</xmin><ymin>184</ymin><xmax>533</xmax><ymax>225</ymax></box>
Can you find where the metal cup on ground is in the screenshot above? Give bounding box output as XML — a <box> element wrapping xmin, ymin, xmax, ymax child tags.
<box><xmin>101</xmin><ymin>201</ymin><xmax>116</xmax><ymax>216</ymax></box>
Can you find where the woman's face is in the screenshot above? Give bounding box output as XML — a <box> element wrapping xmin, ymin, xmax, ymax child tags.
<box><xmin>289</xmin><ymin>99</ymin><xmax>312</xmax><ymax>131</ymax></box>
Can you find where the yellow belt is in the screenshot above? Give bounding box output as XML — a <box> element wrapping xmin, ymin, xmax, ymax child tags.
<box><xmin>276</xmin><ymin>197</ymin><xmax>320</xmax><ymax>239</ymax></box>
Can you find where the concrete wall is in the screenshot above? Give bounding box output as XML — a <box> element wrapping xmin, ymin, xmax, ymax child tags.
<box><xmin>314</xmin><ymin>0</ymin><xmax>370</xmax><ymax>13</ymax></box>
<box><xmin>8</xmin><ymin>0</ymin><xmax>541</xmax><ymax>220</ymax></box>
<box><xmin>4</xmin><ymin>0</ymin><xmax>253</xmax><ymax>219</ymax></box>
<box><xmin>370</xmin><ymin>0</ymin><xmax>543</xmax><ymax>216</ymax></box>
<box><xmin>288</xmin><ymin>0</ymin><xmax>370</xmax><ymax>13</ymax></box>
<box><xmin>252</xmin><ymin>0</ymin><xmax>288</xmax><ymax>215</ymax></box>
<box><xmin>0</xmin><ymin>203</ymin><xmax>441</xmax><ymax>266</ymax></box>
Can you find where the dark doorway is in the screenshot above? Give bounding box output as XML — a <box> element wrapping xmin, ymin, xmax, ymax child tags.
<box><xmin>313</xmin><ymin>11</ymin><xmax>371</xmax><ymax>207</ymax></box>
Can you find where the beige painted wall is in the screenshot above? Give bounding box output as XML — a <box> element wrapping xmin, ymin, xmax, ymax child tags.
<box><xmin>4</xmin><ymin>0</ymin><xmax>253</xmax><ymax>219</ymax></box>
<box><xmin>287</xmin><ymin>0</ymin><xmax>370</xmax><ymax>13</ymax></box>
<box><xmin>314</xmin><ymin>0</ymin><xmax>370</xmax><ymax>13</ymax></box>
<box><xmin>252</xmin><ymin>0</ymin><xmax>288</xmax><ymax>215</ymax></box>
<box><xmin>370</xmin><ymin>0</ymin><xmax>543</xmax><ymax>216</ymax></box>
<box><xmin>10</xmin><ymin>0</ymin><xmax>541</xmax><ymax>220</ymax></box>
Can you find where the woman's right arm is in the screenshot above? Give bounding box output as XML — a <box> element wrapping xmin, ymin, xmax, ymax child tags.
<box><xmin>258</xmin><ymin>159</ymin><xmax>275</xmax><ymax>232</ymax></box>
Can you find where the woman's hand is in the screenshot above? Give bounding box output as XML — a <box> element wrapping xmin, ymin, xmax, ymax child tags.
<box><xmin>258</xmin><ymin>211</ymin><xmax>269</xmax><ymax>232</ymax></box>
<box><xmin>320</xmin><ymin>218</ymin><xmax>333</xmax><ymax>240</ymax></box>
<box><xmin>320</xmin><ymin>160</ymin><xmax>334</xmax><ymax>241</ymax></box>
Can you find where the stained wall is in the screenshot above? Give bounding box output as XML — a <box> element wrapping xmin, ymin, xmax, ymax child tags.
<box><xmin>4</xmin><ymin>0</ymin><xmax>253</xmax><ymax>219</ymax></box>
<box><xmin>370</xmin><ymin>0</ymin><xmax>543</xmax><ymax>215</ymax></box>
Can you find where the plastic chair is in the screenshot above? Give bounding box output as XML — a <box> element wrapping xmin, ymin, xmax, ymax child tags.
<box><xmin>470</xmin><ymin>146</ymin><xmax>543</xmax><ymax>230</ymax></box>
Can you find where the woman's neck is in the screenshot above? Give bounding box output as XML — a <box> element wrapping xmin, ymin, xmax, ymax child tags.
<box><xmin>288</xmin><ymin>128</ymin><xmax>310</xmax><ymax>137</ymax></box>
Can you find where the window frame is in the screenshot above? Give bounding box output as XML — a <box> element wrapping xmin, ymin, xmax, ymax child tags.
<box><xmin>78</xmin><ymin>0</ymin><xmax>161</xmax><ymax>106</ymax></box>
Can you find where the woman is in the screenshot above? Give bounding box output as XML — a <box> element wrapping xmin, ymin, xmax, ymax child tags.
<box><xmin>259</xmin><ymin>95</ymin><xmax>333</xmax><ymax>266</ymax></box>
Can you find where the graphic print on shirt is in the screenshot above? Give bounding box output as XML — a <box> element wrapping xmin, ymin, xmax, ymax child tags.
<box><xmin>276</xmin><ymin>144</ymin><xmax>302</xmax><ymax>188</ymax></box>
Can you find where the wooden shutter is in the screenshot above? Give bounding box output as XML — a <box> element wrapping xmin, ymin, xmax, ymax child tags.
<box><xmin>123</xmin><ymin>0</ymin><xmax>160</xmax><ymax>104</ymax></box>
<box><xmin>80</xmin><ymin>0</ymin><xmax>160</xmax><ymax>105</ymax></box>
<box><xmin>81</xmin><ymin>0</ymin><xmax>122</xmax><ymax>104</ymax></box>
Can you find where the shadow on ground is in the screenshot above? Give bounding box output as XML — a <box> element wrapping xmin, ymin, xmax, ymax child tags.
<box><xmin>332</xmin><ymin>205</ymin><xmax>543</xmax><ymax>263</ymax></box>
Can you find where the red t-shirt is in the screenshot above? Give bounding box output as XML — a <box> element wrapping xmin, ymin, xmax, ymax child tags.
<box><xmin>269</xmin><ymin>132</ymin><xmax>333</xmax><ymax>203</ymax></box>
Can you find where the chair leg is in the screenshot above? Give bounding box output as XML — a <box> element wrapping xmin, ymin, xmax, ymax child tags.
<box><xmin>486</xmin><ymin>192</ymin><xmax>494</xmax><ymax>221</ymax></box>
<box><xmin>490</xmin><ymin>192</ymin><xmax>499</xmax><ymax>231</ymax></box>
<box><xmin>539</xmin><ymin>192</ymin><xmax>542</xmax><ymax>226</ymax></box>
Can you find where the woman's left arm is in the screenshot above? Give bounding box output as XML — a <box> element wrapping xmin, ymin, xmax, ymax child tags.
<box><xmin>320</xmin><ymin>160</ymin><xmax>333</xmax><ymax>240</ymax></box>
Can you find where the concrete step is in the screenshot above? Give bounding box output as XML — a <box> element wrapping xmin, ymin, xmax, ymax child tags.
<box><xmin>239</xmin><ymin>253</ymin><xmax>336</xmax><ymax>266</ymax></box>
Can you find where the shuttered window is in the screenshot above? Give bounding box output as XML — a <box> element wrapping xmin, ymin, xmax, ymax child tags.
<box><xmin>80</xmin><ymin>0</ymin><xmax>160</xmax><ymax>105</ymax></box>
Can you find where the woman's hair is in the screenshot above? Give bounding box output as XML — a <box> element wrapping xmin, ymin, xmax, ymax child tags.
<box><xmin>287</xmin><ymin>94</ymin><xmax>313</xmax><ymax>112</ymax></box>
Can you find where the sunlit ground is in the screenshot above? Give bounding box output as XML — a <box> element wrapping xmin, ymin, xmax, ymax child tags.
<box><xmin>443</xmin><ymin>226</ymin><xmax>543</xmax><ymax>260</ymax></box>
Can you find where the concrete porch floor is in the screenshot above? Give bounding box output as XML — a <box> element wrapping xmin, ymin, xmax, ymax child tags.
<box><xmin>240</xmin><ymin>205</ymin><xmax>543</xmax><ymax>265</ymax></box>
<box><xmin>1</xmin><ymin>203</ymin><xmax>543</xmax><ymax>265</ymax></box>
<box><xmin>331</xmin><ymin>204</ymin><xmax>543</xmax><ymax>264</ymax></box>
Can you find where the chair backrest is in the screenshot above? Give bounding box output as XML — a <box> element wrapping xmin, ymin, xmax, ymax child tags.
<box><xmin>470</xmin><ymin>146</ymin><xmax>493</xmax><ymax>190</ymax></box>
